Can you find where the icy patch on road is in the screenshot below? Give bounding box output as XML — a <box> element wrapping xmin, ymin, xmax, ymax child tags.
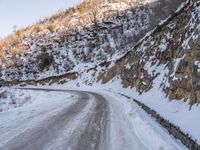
<box><xmin>44</xmin><ymin>94</ymin><xmax>95</xmax><ymax>150</ymax></box>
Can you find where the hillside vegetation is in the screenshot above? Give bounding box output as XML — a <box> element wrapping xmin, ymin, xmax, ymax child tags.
<box><xmin>1</xmin><ymin>0</ymin><xmax>199</xmax><ymax>104</ymax></box>
<box><xmin>0</xmin><ymin>0</ymin><xmax>184</xmax><ymax>81</ymax></box>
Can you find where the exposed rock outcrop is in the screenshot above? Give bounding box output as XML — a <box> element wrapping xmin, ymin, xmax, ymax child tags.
<box><xmin>97</xmin><ymin>0</ymin><xmax>200</xmax><ymax>103</ymax></box>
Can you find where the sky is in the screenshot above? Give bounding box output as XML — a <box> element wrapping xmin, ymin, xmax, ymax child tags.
<box><xmin>0</xmin><ymin>0</ymin><xmax>82</xmax><ymax>38</ymax></box>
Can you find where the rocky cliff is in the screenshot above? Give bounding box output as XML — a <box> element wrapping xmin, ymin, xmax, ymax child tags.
<box><xmin>97</xmin><ymin>0</ymin><xmax>200</xmax><ymax>104</ymax></box>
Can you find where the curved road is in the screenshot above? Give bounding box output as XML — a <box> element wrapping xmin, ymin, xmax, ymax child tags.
<box><xmin>0</xmin><ymin>88</ymin><xmax>185</xmax><ymax>150</ymax></box>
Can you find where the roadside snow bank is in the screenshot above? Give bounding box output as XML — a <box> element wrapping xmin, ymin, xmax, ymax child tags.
<box><xmin>0</xmin><ymin>89</ymin><xmax>32</xmax><ymax>112</ymax></box>
<box><xmin>101</xmin><ymin>92</ymin><xmax>186</xmax><ymax>150</ymax></box>
<box><xmin>0</xmin><ymin>89</ymin><xmax>75</xmax><ymax>147</ymax></box>
<box><xmin>101</xmin><ymin>79</ymin><xmax>200</xmax><ymax>144</ymax></box>
<box><xmin>0</xmin><ymin>88</ymin><xmax>74</xmax><ymax>112</ymax></box>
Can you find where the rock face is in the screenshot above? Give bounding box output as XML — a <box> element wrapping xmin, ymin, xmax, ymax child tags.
<box><xmin>0</xmin><ymin>0</ymin><xmax>184</xmax><ymax>81</ymax></box>
<box><xmin>97</xmin><ymin>0</ymin><xmax>200</xmax><ymax>104</ymax></box>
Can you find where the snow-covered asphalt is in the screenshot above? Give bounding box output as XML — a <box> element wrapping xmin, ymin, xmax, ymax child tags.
<box><xmin>0</xmin><ymin>88</ymin><xmax>186</xmax><ymax>150</ymax></box>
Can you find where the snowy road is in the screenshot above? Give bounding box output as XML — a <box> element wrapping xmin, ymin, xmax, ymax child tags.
<box><xmin>0</xmin><ymin>88</ymin><xmax>186</xmax><ymax>150</ymax></box>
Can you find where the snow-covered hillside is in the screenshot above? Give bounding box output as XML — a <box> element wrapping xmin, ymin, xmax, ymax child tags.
<box><xmin>96</xmin><ymin>0</ymin><xmax>200</xmax><ymax>104</ymax></box>
<box><xmin>0</xmin><ymin>0</ymin><xmax>184</xmax><ymax>81</ymax></box>
<box><xmin>0</xmin><ymin>0</ymin><xmax>199</xmax><ymax>104</ymax></box>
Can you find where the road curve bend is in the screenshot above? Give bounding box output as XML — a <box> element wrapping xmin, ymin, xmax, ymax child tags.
<box><xmin>0</xmin><ymin>88</ymin><xmax>185</xmax><ymax>150</ymax></box>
